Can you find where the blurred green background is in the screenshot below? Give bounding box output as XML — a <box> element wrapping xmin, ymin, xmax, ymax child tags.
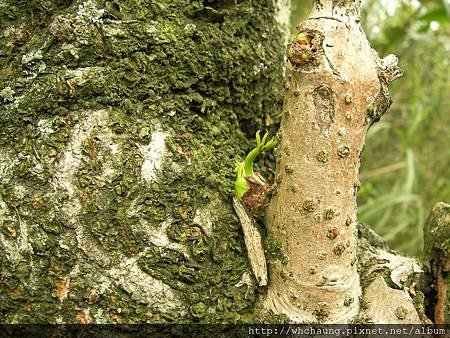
<box><xmin>291</xmin><ymin>0</ymin><xmax>449</xmax><ymax>257</ymax></box>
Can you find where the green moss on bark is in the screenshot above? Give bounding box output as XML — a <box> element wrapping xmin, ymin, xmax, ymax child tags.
<box><xmin>0</xmin><ymin>0</ymin><xmax>284</xmax><ymax>323</ymax></box>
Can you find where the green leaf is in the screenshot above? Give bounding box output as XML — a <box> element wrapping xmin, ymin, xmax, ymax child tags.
<box><xmin>234</xmin><ymin>131</ymin><xmax>277</xmax><ymax>199</ymax></box>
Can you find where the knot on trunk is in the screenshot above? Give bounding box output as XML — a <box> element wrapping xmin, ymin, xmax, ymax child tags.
<box><xmin>287</xmin><ymin>30</ymin><xmax>323</xmax><ymax>69</ymax></box>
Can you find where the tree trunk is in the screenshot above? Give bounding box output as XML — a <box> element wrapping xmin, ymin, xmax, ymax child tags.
<box><xmin>0</xmin><ymin>0</ymin><xmax>286</xmax><ymax>323</ymax></box>
<box><xmin>424</xmin><ymin>202</ymin><xmax>450</xmax><ymax>324</ymax></box>
<box><xmin>263</xmin><ymin>0</ymin><xmax>404</xmax><ymax>323</ymax></box>
<box><xmin>0</xmin><ymin>0</ymin><xmax>436</xmax><ymax>325</ymax></box>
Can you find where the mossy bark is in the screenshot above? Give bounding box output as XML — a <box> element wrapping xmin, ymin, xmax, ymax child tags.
<box><xmin>0</xmin><ymin>0</ymin><xmax>436</xmax><ymax>325</ymax></box>
<box><xmin>0</xmin><ymin>0</ymin><xmax>285</xmax><ymax>323</ymax></box>
<box><xmin>424</xmin><ymin>202</ymin><xmax>450</xmax><ymax>324</ymax></box>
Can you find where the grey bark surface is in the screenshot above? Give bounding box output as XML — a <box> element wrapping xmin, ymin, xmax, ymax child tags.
<box><xmin>0</xmin><ymin>0</ymin><xmax>285</xmax><ymax>323</ymax></box>
<box><xmin>423</xmin><ymin>202</ymin><xmax>450</xmax><ymax>324</ymax></box>
<box><xmin>0</xmin><ymin>0</ymin><xmax>435</xmax><ymax>325</ymax></box>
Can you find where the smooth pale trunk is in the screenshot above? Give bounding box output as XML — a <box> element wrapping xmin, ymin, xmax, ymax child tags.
<box><xmin>263</xmin><ymin>0</ymin><xmax>400</xmax><ymax>323</ymax></box>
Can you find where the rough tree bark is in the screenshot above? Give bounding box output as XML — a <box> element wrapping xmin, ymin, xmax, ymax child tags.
<box><xmin>0</xmin><ymin>0</ymin><xmax>286</xmax><ymax>323</ymax></box>
<box><xmin>0</xmin><ymin>0</ymin><xmax>442</xmax><ymax>325</ymax></box>
<box><xmin>424</xmin><ymin>203</ymin><xmax>450</xmax><ymax>324</ymax></box>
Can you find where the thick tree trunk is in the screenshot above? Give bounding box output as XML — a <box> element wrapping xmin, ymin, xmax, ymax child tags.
<box><xmin>0</xmin><ymin>0</ymin><xmax>435</xmax><ymax>325</ymax></box>
<box><xmin>263</xmin><ymin>0</ymin><xmax>403</xmax><ymax>323</ymax></box>
<box><xmin>0</xmin><ymin>0</ymin><xmax>286</xmax><ymax>323</ymax></box>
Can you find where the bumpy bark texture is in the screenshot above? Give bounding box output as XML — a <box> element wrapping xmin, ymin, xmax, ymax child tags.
<box><xmin>263</xmin><ymin>0</ymin><xmax>402</xmax><ymax>323</ymax></box>
<box><xmin>357</xmin><ymin>223</ymin><xmax>423</xmax><ymax>324</ymax></box>
<box><xmin>424</xmin><ymin>202</ymin><xmax>450</xmax><ymax>324</ymax></box>
<box><xmin>0</xmin><ymin>0</ymin><xmax>285</xmax><ymax>323</ymax></box>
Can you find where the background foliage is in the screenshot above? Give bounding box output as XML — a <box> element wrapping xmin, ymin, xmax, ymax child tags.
<box><xmin>292</xmin><ymin>0</ymin><xmax>449</xmax><ymax>256</ymax></box>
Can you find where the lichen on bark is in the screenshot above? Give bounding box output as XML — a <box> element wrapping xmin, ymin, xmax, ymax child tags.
<box><xmin>423</xmin><ymin>202</ymin><xmax>450</xmax><ymax>324</ymax></box>
<box><xmin>0</xmin><ymin>0</ymin><xmax>285</xmax><ymax>323</ymax></box>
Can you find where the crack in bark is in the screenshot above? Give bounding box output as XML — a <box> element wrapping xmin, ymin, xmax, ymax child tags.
<box><xmin>324</xmin><ymin>50</ymin><xmax>342</xmax><ymax>78</ymax></box>
<box><xmin>306</xmin><ymin>16</ymin><xmax>345</xmax><ymax>24</ymax></box>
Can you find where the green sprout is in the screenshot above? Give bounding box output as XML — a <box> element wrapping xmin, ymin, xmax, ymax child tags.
<box><xmin>234</xmin><ymin>131</ymin><xmax>277</xmax><ymax>199</ymax></box>
<box><xmin>294</xmin><ymin>32</ymin><xmax>308</xmax><ymax>42</ymax></box>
